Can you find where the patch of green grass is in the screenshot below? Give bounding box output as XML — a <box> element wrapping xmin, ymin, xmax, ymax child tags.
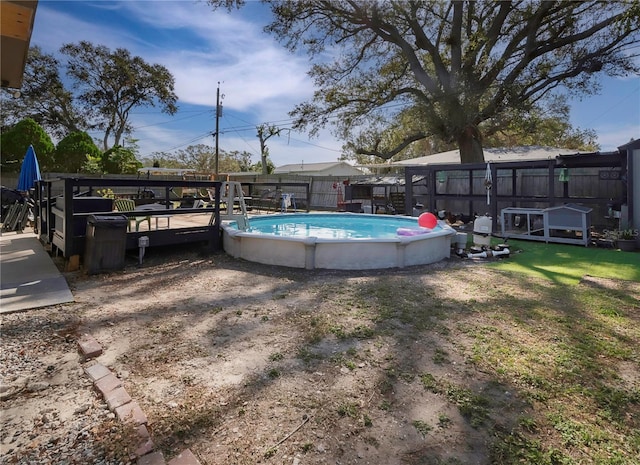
<box><xmin>413</xmin><ymin>419</ymin><xmax>432</xmax><ymax>437</ymax></box>
<box><xmin>344</xmin><ymin>360</ymin><xmax>357</xmax><ymax>370</ymax></box>
<box><xmin>456</xmin><ymin>271</ymin><xmax>640</xmax><ymax>463</ymax></box>
<box><xmin>547</xmin><ymin>411</ymin><xmax>613</xmax><ymax>451</ymax></box>
<box><xmin>597</xmin><ymin>307</ymin><xmax>623</xmax><ymax>318</ymax></box>
<box><xmin>490</xmin><ymin>239</ymin><xmax>640</xmax><ymax>284</ymax></box>
<box><xmin>250</xmin><ymin>252</ymin><xmax>638</xmax><ymax>464</ymax></box>
<box><xmin>420</xmin><ymin>373</ymin><xmax>490</xmax><ymax>427</ymax></box>
<box><xmin>438</xmin><ymin>413</ymin><xmax>452</xmax><ymax>429</ymax></box>
<box><xmin>433</xmin><ymin>348</ymin><xmax>449</xmax><ymax>365</ymax></box>
<box><xmin>296</xmin><ymin>346</ymin><xmax>322</xmax><ymax>364</ymax></box>
<box><xmin>592</xmin><ymin>385</ymin><xmax>640</xmax><ymax>423</ymax></box>
<box><xmin>350</xmin><ymin>325</ymin><xmax>375</xmax><ymax>339</ymax></box>
<box><xmin>306</xmin><ymin>315</ymin><xmax>330</xmax><ymax>343</ymax></box>
<box><xmin>337</xmin><ymin>402</ymin><xmax>359</xmax><ymax>418</ymax></box>
<box><xmin>490</xmin><ymin>430</ymin><xmax>568</xmax><ymax>465</ymax></box>
<box><xmin>518</xmin><ymin>416</ymin><xmax>538</xmax><ymax>433</ymax></box>
<box><xmin>329</xmin><ymin>325</ymin><xmax>348</xmax><ymax>339</ymax></box>
<box><xmin>420</xmin><ymin>373</ymin><xmax>438</xmax><ymax>391</ymax></box>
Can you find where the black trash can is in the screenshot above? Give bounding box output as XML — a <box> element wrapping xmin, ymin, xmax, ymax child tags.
<box><xmin>84</xmin><ymin>214</ymin><xmax>128</xmax><ymax>274</ymax></box>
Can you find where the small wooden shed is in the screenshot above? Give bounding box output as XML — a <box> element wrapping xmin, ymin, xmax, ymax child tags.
<box><xmin>500</xmin><ymin>203</ymin><xmax>592</xmax><ymax>246</ymax></box>
<box><xmin>544</xmin><ymin>204</ymin><xmax>592</xmax><ymax>246</ymax></box>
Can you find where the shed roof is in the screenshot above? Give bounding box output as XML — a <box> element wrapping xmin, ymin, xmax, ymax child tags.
<box><xmin>544</xmin><ymin>203</ymin><xmax>592</xmax><ymax>213</ymax></box>
<box><xmin>1</xmin><ymin>1</ymin><xmax>38</xmax><ymax>89</ymax></box>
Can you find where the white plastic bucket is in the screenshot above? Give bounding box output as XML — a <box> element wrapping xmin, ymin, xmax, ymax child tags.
<box><xmin>455</xmin><ymin>232</ymin><xmax>468</xmax><ymax>249</ymax></box>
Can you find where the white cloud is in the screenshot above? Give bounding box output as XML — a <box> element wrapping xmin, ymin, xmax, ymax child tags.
<box><xmin>32</xmin><ymin>4</ymin><xmax>146</xmax><ymax>55</ymax></box>
<box><xmin>29</xmin><ymin>1</ymin><xmax>331</xmax><ymax>164</ymax></box>
<box><xmin>29</xmin><ymin>1</ymin><xmax>640</xmax><ymax>167</ymax></box>
<box><xmin>165</xmin><ymin>47</ymin><xmax>311</xmax><ymax>112</ymax></box>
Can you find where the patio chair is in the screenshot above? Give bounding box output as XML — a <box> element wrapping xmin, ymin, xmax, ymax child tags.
<box><xmin>113</xmin><ymin>199</ymin><xmax>151</xmax><ymax>231</ymax></box>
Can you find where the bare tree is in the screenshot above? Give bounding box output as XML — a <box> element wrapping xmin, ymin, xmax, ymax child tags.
<box><xmin>257</xmin><ymin>124</ymin><xmax>281</xmax><ymax>174</ymax></box>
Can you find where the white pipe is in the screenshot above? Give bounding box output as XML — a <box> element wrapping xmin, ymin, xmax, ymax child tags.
<box><xmin>494</xmin><ymin>248</ymin><xmax>510</xmax><ymax>257</ymax></box>
<box><xmin>466</xmin><ymin>248</ymin><xmax>509</xmax><ymax>259</ymax></box>
<box><xmin>467</xmin><ymin>251</ymin><xmax>488</xmax><ymax>259</ymax></box>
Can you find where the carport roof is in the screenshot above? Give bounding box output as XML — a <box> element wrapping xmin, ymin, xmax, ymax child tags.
<box><xmin>1</xmin><ymin>1</ymin><xmax>38</xmax><ymax>90</ymax></box>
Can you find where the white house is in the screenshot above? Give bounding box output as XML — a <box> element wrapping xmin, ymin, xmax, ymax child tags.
<box><xmin>274</xmin><ymin>161</ymin><xmax>364</xmax><ymax>176</ymax></box>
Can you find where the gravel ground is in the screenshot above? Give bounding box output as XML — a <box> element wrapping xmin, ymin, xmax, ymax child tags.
<box><xmin>1</xmin><ymin>246</ymin><xmax>513</xmax><ymax>465</ymax></box>
<box><xmin>0</xmin><ymin>309</ymin><xmax>128</xmax><ymax>465</ymax></box>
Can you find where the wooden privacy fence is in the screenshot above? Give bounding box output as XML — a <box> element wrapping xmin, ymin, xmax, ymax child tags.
<box><xmin>227</xmin><ymin>175</ymin><xmax>344</xmax><ymax>210</ymax></box>
<box><xmin>404</xmin><ymin>155</ymin><xmax>626</xmax><ymax>232</ymax></box>
<box><xmin>5</xmin><ymin>159</ymin><xmax>626</xmax><ymax>230</ymax></box>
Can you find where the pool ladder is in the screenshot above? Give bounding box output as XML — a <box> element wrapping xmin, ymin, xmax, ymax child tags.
<box><xmin>211</xmin><ymin>181</ymin><xmax>250</xmax><ymax>230</ymax></box>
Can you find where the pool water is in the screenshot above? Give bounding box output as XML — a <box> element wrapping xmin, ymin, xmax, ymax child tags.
<box><xmin>238</xmin><ymin>213</ymin><xmax>439</xmax><ymax>239</ymax></box>
<box><xmin>222</xmin><ymin>213</ymin><xmax>455</xmax><ymax>270</ymax></box>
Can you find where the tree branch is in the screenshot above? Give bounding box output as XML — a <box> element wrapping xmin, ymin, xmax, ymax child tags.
<box><xmin>355</xmin><ymin>131</ymin><xmax>429</xmax><ymax>160</ymax></box>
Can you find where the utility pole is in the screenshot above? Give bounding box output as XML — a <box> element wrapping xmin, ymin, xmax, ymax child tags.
<box><xmin>214</xmin><ymin>82</ymin><xmax>221</xmax><ymax>176</ymax></box>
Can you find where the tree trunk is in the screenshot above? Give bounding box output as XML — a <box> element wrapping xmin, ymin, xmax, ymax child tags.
<box><xmin>102</xmin><ymin>133</ymin><xmax>109</xmax><ymax>152</ymax></box>
<box><xmin>259</xmin><ymin>135</ymin><xmax>268</xmax><ymax>175</ymax></box>
<box><xmin>457</xmin><ymin>124</ymin><xmax>485</xmax><ymax>164</ymax></box>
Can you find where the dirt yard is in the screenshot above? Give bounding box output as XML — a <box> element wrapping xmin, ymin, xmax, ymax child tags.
<box><xmin>2</xmin><ymin>244</ymin><xmax>632</xmax><ymax>465</ymax></box>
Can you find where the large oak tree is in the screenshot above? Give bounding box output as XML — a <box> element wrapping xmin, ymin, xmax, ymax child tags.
<box><xmin>2</xmin><ymin>42</ymin><xmax>179</xmax><ymax>153</ymax></box>
<box><xmin>61</xmin><ymin>41</ymin><xmax>178</xmax><ymax>151</ymax></box>
<box><xmin>211</xmin><ymin>0</ymin><xmax>640</xmax><ymax>163</ymax></box>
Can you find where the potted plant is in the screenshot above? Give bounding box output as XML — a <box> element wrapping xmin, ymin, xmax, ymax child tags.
<box><xmin>616</xmin><ymin>227</ymin><xmax>637</xmax><ymax>252</ymax></box>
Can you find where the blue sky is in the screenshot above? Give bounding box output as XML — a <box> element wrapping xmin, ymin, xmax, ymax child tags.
<box><xmin>31</xmin><ymin>1</ymin><xmax>640</xmax><ymax>167</ymax></box>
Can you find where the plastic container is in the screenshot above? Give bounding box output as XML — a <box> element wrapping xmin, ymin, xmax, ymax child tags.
<box><xmin>455</xmin><ymin>232</ymin><xmax>468</xmax><ymax>250</ymax></box>
<box><xmin>84</xmin><ymin>214</ymin><xmax>128</xmax><ymax>274</ymax></box>
<box><xmin>473</xmin><ymin>215</ymin><xmax>492</xmax><ymax>247</ymax></box>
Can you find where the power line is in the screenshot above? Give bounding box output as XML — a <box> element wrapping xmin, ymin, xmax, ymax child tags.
<box><xmin>132</xmin><ymin>110</ymin><xmax>212</xmax><ymax>130</ymax></box>
<box><xmin>286</xmin><ymin>134</ymin><xmax>343</xmax><ymax>153</ymax></box>
<box><xmin>220</xmin><ymin>114</ymin><xmax>260</xmax><ymax>156</ymax></box>
<box><xmin>162</xmin><ymin>131</ymin><xmax>214</xmax><ymax>153</ymax></box>
<box><xmin>577</xmin><ymin>83</ymin><xmax>640</xmax><ymax>128</ymax></box>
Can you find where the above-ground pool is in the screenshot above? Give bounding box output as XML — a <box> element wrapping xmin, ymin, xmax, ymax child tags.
<box><xmin>222</xmin><ymin>213</ymin><xmax>456</xmax><ymax>270</ymax></box>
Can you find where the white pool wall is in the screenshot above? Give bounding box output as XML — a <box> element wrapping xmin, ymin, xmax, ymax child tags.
<box><xmin>222</xmin><ymin>214</ymin><xmax>456</xmax><ymax>270</ymax></box>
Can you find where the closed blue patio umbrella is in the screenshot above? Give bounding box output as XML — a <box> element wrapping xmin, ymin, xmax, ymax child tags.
<box><xmin>17</xmin><ymin>145</ymin><xmax>42</xmax><ymax>192</ymax></box>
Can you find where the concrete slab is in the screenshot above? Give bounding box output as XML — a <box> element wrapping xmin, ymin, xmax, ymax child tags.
<box><xmin>0</xmin><ymin>230</ymin><xmax>74</xmax><ymax>313</ymax></box>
